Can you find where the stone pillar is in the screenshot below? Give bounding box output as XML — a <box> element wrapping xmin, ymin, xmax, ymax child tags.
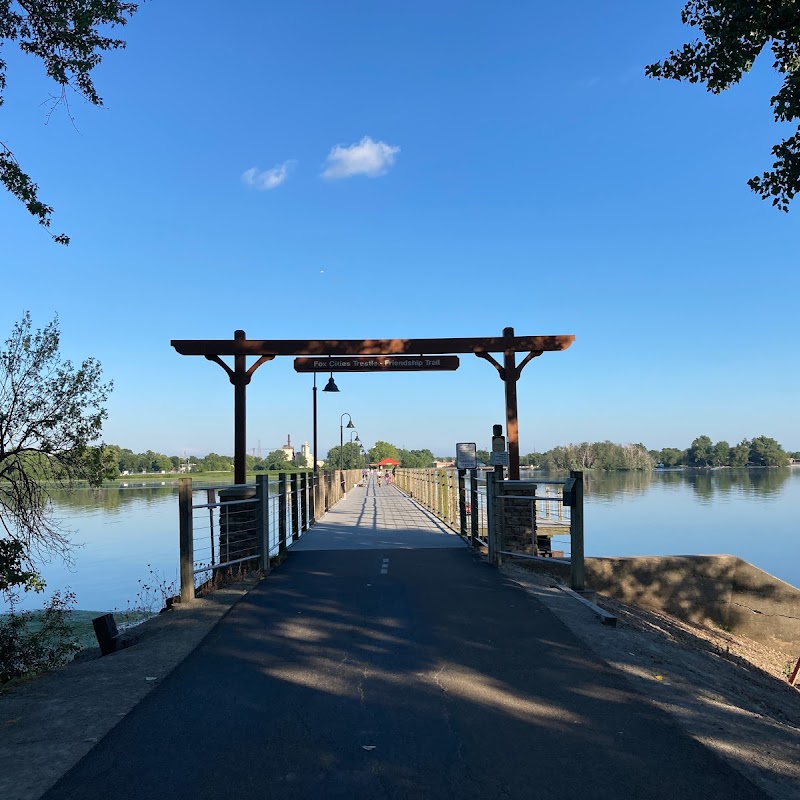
<box><xmin>500</xmin><ymin>484</ymin><xmax>551</xmax><ymax>556</ymax></box>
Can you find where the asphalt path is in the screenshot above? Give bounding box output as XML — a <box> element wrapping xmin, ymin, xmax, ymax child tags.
<box><xmin>42</xmin><ymin>479</ymin><xmax>768</xmax><ymax>799</ymax></box>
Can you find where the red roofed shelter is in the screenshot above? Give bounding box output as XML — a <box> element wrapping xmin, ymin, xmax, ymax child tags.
<box><xmin>377</xmin><ymin>458</ymin><xmax>400</xmax><ymax>467</ymax></box>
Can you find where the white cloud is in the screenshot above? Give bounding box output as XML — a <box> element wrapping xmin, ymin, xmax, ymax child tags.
<box><xmin>321</xmin><ymin>136</ymin><xmax>400</xmax><ymax>179</ymax></box>
<box><xmin>241</xmin><ymin>160</ymin><xmax>295</xmax><ymax>191</ymax></box>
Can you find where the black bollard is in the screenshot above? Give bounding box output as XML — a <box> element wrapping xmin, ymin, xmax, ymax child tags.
<box><xmin>92</xmin><ymin>613</ymin><xmax>119</xmax><ymax>656</ymax></box>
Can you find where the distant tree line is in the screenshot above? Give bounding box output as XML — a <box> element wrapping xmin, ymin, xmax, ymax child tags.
<box><xmin>651</xmin><ymin>436</ymin><xmax>790</xmax><ymax>468</ymax></box>
<box><xmin>96</xmin><ymin>440</ymin><xmax>440</xmax><ymax>478</ymax></box>
<box><xmin>467</xmin><ymin>436</ymin><xmax>794</xmax><ymax>471</ymax></box>
<box><xmin>94</xmin><ymin>434</ymin><xmax>794</xmax><ymax>479</ymax></box>
<box><xmin>326</xmin><ymin>441</ymin><xmax>435</xmax><ymax>470</ymax></box>
<box><xmin>465</xmin><ymin>444</ymin><xmax>652</xmax><ymax>471</ymax></box>
<box><xmin>97</xmin><ymin>446</ymin><xmax>308</xmax><ymax>478</ymax></box>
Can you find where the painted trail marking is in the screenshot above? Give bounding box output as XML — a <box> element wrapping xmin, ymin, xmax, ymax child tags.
<box><xmin>380</xmin><ymin>558</ymin><xmax>389</xmax><ymax>575</ymax></box>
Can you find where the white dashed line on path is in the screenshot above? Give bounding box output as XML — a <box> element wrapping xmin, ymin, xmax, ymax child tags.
<box><xmin>380</xmin><ymin>558</ymin><xmax>389</xmax><ymax>575</ymax></box>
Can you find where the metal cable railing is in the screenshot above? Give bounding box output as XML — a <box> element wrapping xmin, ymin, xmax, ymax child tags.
<box><xmin>394</xmin><ymin>467</ymin><xmax>586</xmax><ymax>590</ymax></box>
<box><xmin>178</xmin><ymin>468</ymin><xmax>362</xmax><ymax>600</ymax></box>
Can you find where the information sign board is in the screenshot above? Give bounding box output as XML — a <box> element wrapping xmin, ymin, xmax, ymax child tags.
<box><xmin>489</xmin><ymin>451</ymin><xmax>509</xmax><ymax>466</ymax></box>
<box><xmin>294</xmin><ymin>356</ymin><xmax>459</xmax><ymax>373</ymax></box>
<box><xmin>456</xmin><ymin>443</ymin><xmax>477</xmax><ymax>470</ymax></box>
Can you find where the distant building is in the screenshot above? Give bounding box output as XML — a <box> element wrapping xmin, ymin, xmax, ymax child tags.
<box><xmin>281</xmin><ymin>434</ymin><xmax>295</xmax><ymax>462</ymax></box>
<box><xmin>299</xmin><ymin>441</ymin><xmax>313</xmax><ymax>466</ymax></box>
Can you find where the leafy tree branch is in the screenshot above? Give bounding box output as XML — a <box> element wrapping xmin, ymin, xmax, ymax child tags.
<box><xmin>0</xmin><ymin>0</ymin><xmax>139</xmax><ymax>241</ymax></box>
<box><xmin>0</xmin><ymin>312</ymin><xmax>112</xmax><ymax>569</ymax></box>
<box><xmin>647</xmin><ymin>1</ymin><xmax>800</xmax><ymax>210</ymax></box>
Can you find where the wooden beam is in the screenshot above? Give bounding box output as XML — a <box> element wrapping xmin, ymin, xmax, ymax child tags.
<box><xmin>171</xmin><ymin>334</ymin><xmax>574</xmax><ymax>357</ymax></box>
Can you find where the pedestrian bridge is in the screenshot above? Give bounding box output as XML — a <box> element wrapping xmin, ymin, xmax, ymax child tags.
<box><xmin>290</xmin><ymin>473</ymin><xmax>465</xmax><ymax>551</ymax></box>
<box><xmin>39</xmin><ymin>474</ymin><xmax>772</xmax><ymax>799</ymax></box>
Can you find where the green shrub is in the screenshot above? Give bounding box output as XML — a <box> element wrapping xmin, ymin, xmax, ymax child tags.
<box><xmin>0</xmin><ymin>590</ymin><xmax>80</xmax><ymax>684</ymax></box>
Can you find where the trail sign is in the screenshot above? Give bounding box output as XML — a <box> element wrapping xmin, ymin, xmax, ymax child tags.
<box><xmin>294</xmin><ymin>356</ymin><xmax>459</xmax><ymax>373</ymax></box>
<box><xmin>456</xmin><ymin>443</ymin><xmax>478</xmax><ymax>470</ymax></box>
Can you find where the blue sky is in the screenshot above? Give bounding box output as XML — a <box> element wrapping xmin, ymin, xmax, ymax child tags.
<box><xmin>1</xmin><ymin>1</ymin><xmax>798</xmax><ymax>459</ymax></box>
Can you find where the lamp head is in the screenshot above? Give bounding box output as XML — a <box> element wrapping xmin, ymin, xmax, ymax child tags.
<box><xmin>346</xmin><ymin>420</ymin><xmax>355</xmax><ymax>428</ymax></box>
<box><xmin>323</xmin><ymin>374</ymin><xmax>339</xmax><ymax>392</ymax></box>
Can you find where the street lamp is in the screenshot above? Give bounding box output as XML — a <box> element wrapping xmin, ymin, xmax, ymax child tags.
<box><xmin>313</xmin><ymin>372</ymin><xmax>339</xmax><ymax>475</ymax></box>
<box><xmin>340</xmin><ymin>412</ymin><xmax>354</xmax><ymax>490</ymax></box>
<box><xmin>349</xmin><ymin>430</ymin><xmax>360</xmax><ymax>470</ymax></box>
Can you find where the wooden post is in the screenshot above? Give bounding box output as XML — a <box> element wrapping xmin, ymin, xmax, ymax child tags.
<box><xmin>310</xmin><ymin>469</ymin><xmax>316</xmax><ymax>525</ymax></box>
<box><xmin>206</xmin><ymin>488</ymin><xmax>216</xmax><ymax>566</ymax></box>
<box><xmin>486</xmin><ymin>470</ymin><xmax>497</xmax><ymax>565</ymax></box>
<box><xmin>278</xmin><ymin>472</ymin><xmax>287</xmax><ymax>554</ymax></box>
<box><xmin>448</xmin><ymin>471</ymin><xmax>454</xmax><ymax>526</ymax></box>
<box><xmin>470</xmin><ymin>469</ymin><xmax>479</xmax><ymax>547</ymax></box>
<box><xmin>233</xmin><ymin>351</ymin><xmax>247</xmax><ymax>485</ymax></box>
<box><xmin>458</xmin><ymin>469</ymin><xmax>467</xmax><ymax>537</ymax></box>
<box><xmin>290</xmin><ymin>472</ymin><xmax>299</xmax><ymax>541</ymax></box>
<box><xmin>788</xmin><ymin>655</ymin><xmax>800</xmax><ymax>686</ymax></box>
<box><xmin>569</xmin><ymin>470</ymin><xmax>585</xmax><ymax>592</ymax></box>
<box><xmin>301</xmin><ymin>472</ymin><xmax>308</xmax><ymax>531</ymax></box>
<box><xmin>179</xmin><ymin>478</ymin><xmax>194</xmax><ymax>603</ymax></box>
<box><xmin>502</xmin><ymin>327</ymin><xmax>520</xmax><ymax>481</ymax></box>
<box><xmin>255</xmin><ymin>473</ymin><xmax>270</xmax><ymax>574</ymax></box>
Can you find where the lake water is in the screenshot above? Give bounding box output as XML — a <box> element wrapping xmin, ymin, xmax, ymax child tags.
<box><xmin>3</xmin><ymin>468</ymin><xmax>798</xmax><ymax>612</ymax></box>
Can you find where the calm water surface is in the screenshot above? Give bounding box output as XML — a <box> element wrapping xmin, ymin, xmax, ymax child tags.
<box><xmin>5</xmin><ymin>468</ymin><xmax>799</xmax><ymax>611</ymax></box>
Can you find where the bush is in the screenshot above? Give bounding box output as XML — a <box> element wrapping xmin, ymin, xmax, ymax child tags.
<box><xmin>0</xmin><ymin>590</ymin><xmax>80</xmax><ymax>683</ymax></box>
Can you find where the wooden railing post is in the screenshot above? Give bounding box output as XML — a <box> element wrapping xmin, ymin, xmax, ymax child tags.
<box><xmin>470</xmin><ymin>469</ymin><xmax>479</xmax><ymax>547</ymax></box>
<box><xmin>301</xmin><ymin>472</ymin><xmax>309</xmax><ymax>531</ymax></box>
<box><xmin>427</xmin><ymin>469</ymin><xmax>433</xmax><ymax>512</ymax></box>
<box><xmin>179</xmin><ymin>477</ymin><xmax>194</xmax><ymax>603</ymax></box>
<box><xmin>458</xmin><ymin>469</ymin><xmax>467</xmax><ymax>537</ymax></box>
<box><xmin>487</xmin><ymin>469</ymin><xmax>504</xmax><ymax>566</ymax></box>
<box><xmin>278</xmin><ymin>472</ymin><xmax>287</xmax><ymax>554</ymax></box>
<box><xmin>449</xmin><ymin>470</ymin><xmax>456</xmax><ymax>526</ymax></box>
<box><xmin>255</xmin><ymin>473</ymin><xmax>270</xmax><ymax>574</ymax></box>
<box><xmin>569</xmin><ymin>470</ymin><xmax>585</xmax><ymax>592</ymax></box>
<box><xmin>290</xmin><ymin>472</ymin><xmax>299</xmax><ymax>541</ymax></box>
<box><xmin>309</xmin><ymin>470</ymin><xmax>316</xmax><ymax>525</ymax></box>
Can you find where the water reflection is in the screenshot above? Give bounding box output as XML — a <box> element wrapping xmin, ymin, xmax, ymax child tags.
<box><xmin>48</xmin><ymin>486</ymin><xmax>176</xmax><ymax>512</ymax></box>
<box><xmin>4</xmin><ymin>468</ymin><xmax>797</xmax><ymax>612</ymax></box>
<box><xmin>522</xmin><ymin>467</ymin><xmax>794</xmax><ymax>502</ymax></box>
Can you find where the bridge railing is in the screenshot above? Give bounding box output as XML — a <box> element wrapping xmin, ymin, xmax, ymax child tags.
<box><xmin>395</xmin><ymin>467</ymin><xmax>586</xmax><ymax>592</ymax></box>
<box><xmin>178</xmin><ymin>468</ymin><xmax>362</xmax><ymax>601</ymax></box>
<box><xmin>394</xmin><ymin>468</ymin><xmax>489</xmax><ymax>546</ymax></box>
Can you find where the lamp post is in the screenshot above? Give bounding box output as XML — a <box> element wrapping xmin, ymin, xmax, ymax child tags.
<box><xmin>313</xmin><ymin>372</ymin><xmax>339</xmax><ymax>475</ymax></box>
<box><xmin>349</xmin><ymin>430</ymin><xmax>361</xmax><ymax>471</ymax></box>
<box><xmin>340</xmin><ymin>412</ymin><xmax>354</xmax><ymax>492</ymax></box>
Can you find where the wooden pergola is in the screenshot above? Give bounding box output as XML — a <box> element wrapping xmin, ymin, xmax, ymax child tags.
<box><xmin>171</xmin><ymin>327</ymin><xmax>575</xmax><ymax>483</ymax></box>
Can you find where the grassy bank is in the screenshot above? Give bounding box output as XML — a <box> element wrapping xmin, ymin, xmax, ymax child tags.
<box><xmin>109</xmin><ymin>469</ymin><xmax>314</xmax><ymax>488</ymax></box>
<box><xmin>0</xmin><ymin>609</ymin><xmax>154</xmax><ymax>649</ymax></box>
